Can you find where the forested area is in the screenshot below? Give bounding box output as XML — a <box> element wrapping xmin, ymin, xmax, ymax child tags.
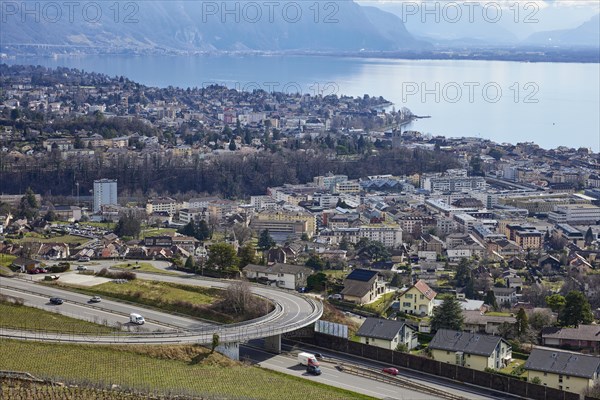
<box><xmin>0</xmin><ymin>147</ymin><xmax>458</xmax><ymax>198</ymax></box>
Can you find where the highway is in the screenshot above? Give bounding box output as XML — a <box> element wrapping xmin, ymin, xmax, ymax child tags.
<box><xmin>0</xmin><ymin>264</ymin><xmax>500</xmax><ymax>399</ymax></box>
<box><xmin>274</xmin><ymin>342</ymin><xmax>520</xmax><ymax>400</ymax></box>
<box><xmin>241</xmin><ymin>345</ymin><xmax>446</xmax><ymax>400</ymax></box>
<box><xmin>0</xmin><ymin>266</ymin><xmax>323</xmax><ymax>344</ymax></box>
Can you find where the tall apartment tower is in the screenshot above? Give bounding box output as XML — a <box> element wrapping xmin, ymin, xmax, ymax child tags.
<box><xmin>93</xmin><ymin>179</ymin><xmax>117</xmax><ymax>213</ymax></box>
<box><xmin>391</xmin><ymin>129</ymin><xmax>402</xmax><ymax>149</ymax></box>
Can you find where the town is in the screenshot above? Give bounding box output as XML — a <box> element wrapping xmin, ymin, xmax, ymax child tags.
<box><xmin>1</xmin><ymin>64</ymin><xmax>600</xmax><ymax>400</ymax></box>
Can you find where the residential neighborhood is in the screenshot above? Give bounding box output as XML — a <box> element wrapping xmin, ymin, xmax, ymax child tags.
<box><xmin>2</xmin><ymin>64</ymin><xmax>600</xmax><ymax>399</ymax></box>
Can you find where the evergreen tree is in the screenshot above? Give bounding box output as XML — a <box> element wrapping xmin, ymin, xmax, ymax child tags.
<box><xmin>206</xmin><ymin>243</ymin><xmax>239</xmax><ymax>271</ymax></box>
<box><xmin>464</xmin><ymin>279</ymin><xmax>475</xmax><ymax>299</ymax></box>
<box><xmin>114</xmin><ymin>213</ymin><xmax>141</xmax><ymax>238</ymax></box>
<box><xmin>43</xmin><ymin>210</ymin><xmax>57</xmax><ymax>222</ymax></box>
<box><xmin>585</xmin><ymin>227</ymin><xmax>595</xmax><ymax>246</ymax></box>
<box><xmin>184</xmin><ymin>256</ymin><xmax>195</xmax><ymax>270</ymax></box>
<box><xmin>455</xmin><ymin>259</ymin><xmax>472</xmax><ymax>287</ymax></box>
<box><xmin>339</xmin><ymin>237</ymin><xmax>350</xmax><ymax>251</ymax></box>
<box><xmin>238</xmin><ymin>244</ymin><xmax>257</xmax><ymax>269</ymax></box>
<box><xmin>179</xmin><ymin>220</ymin><xmax>196</xmax><ymax>238</ymax></box>
<box><xmin>484</xmin><ymin>290</ymin><xmax>498</xmax><ymax>310</ymax></box>
<box><xmin>244</xmin><ymin>127</ymin><xmax>252</xmax><ymax>145</ymax></box>
<box><xmin>258</xmin><ymin>229</ymin><xmax>275</xmax><ymax>250</ymax></box>
<box><xmin>307</xmin><ymin>272</ymin><xmax>328</xmax><ymax>292</ymax></box>
<box><xmin>17</xmin><ymin>187</ymin><xmax>39</xmax><ymax>220</ymax></box>
<box><xmin>560</xmin><ymin>291</ymin><xmax>593</xmax><ymax>327</ymax></box>
<box><xmin>515</xmin><ymin>307</ymin><xmax>529</xmax><ymax>336</ymax></box>
<box><xmin>196</xmin><ymin>220</ymin><xmax>211</xmax><ymax>241</ymax></box>
<box><xmin>305</xmin><ymin>254</ymin><xmax>325</xmax><ymax>271</ymax></box>
<box><xmin>229</xmin><ymin>138</ymin><xmax>237</xmax><ymax>151</ymax></box>
<box><xmin>431</xmin><ymin>296</ymin><xmax>464</xmax><ymax>332</ymax></box>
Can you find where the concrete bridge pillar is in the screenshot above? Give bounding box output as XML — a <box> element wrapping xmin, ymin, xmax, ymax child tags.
<box><xmin>264</xmin><ymin>334</ymin><xmax>282</xmax><ymax>354</ymax></box>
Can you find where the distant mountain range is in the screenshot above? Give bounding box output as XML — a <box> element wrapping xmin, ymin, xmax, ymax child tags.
<box><xmin>371</xmin><ymin>1</ymin><xmax>599</xmax><ymax>50</ymax></box>
<box><xmin>525</xmin><ymin>14</ymin><xmax>600</xmax><ymax>48</ymax></box>
<box><xmin>0</xmin><ymin>0</ymin><xmax>425</xmax><ymax>53</ymax></box>
<box><xmin>1</xmin><ymin>1</ymin><xmax>597</xmax><ymax>56</ymax></box>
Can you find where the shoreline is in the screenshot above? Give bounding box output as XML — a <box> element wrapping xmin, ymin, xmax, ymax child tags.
<box><xmin>2</xmin><ymin>48</ymin><xmax>599</xmax><ymax>65</ymax></box>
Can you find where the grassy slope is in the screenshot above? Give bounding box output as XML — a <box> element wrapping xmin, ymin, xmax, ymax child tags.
<box><xmin>0</xmin><ymin>301</ymin><xmax>117</xmax><ymax>333</ymax></box>
<box><xmin>112</xmin><ymin>262</ymin><xmax>179</xmax><ymax>275</ymax></box>
<box><xmin>16</xmin><ymin>233</ymin><xmax>89</xmax><ymax>244</ymax></box>
<box><xmin>0</xmin><ymin>340</ymin><xmax>374</xmax><ymax>400</ymax></box>
<box><xmin>49</xmin><ymin>280</ymin><xmax>236</xmax><ymax>323</ymax></box>
<box><xmin>0</xmin><ymin>254</ymin><xmax>17</xmax><ymax>268</ymax></box>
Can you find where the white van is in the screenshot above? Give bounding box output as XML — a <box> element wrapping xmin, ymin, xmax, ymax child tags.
<box><xmin>297</xmin><ymin>352</ymin><xmax>319</xmax><ymax>366</ymax></box>
<box><xmin>129</xmin><ymin>313</ymin><xmax>145</xmax><ymax>325</ymax></box>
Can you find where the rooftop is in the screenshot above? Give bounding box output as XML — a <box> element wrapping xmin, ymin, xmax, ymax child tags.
<box><xmin>429</xmin><ymin>329</ymin><xmax>506</xmax><ymax>357</ymax></box>
<box><xmin>525</xmin><ymin>348</ymin><xmax>600</xmax><ymax>379</ymax></box>
<box><xmin>355</xmin><ymin>317</ymin><xmax>412</xmax><ymax>341</ymax></box>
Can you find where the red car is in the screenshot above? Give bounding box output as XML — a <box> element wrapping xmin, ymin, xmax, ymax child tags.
<box><xmin>382</xmin><ymin>367</ymin><xmax>399</xmax><ymax>376</ymax></box>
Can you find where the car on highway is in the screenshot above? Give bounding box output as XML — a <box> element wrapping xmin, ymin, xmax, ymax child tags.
<box><xmin>89</xmin><ymin>296</ymin><xmax>101</xmax><ymax>303</ymax></box>
<box><xmin>382</xmin><ymin>367</ymin><xmax>399</xmax><ymax>376</ymax></box>
<box><xmin>76</xmin><ymin>265</ymin><xmax>88</xmax><ymax>271</ymax></box>
<box><xmin>306</xmin><ymin>365</ymin><xmax>322</xmax><ymax>375</ymax></box>
<box><xmin>78</xmin><ymin>256</ymin><xmax>90</xmax><ymax>262</ymax></box>
<box><xmin>49</xmin><ymin>297</ymin><xmax>64</xmax><ymax>305</ymax></box>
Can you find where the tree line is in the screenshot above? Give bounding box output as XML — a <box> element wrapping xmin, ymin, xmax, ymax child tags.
<box><xmin>0</xmin><ymin>147</ymin><xmax>458</xmax><ymax>198</ymax></box>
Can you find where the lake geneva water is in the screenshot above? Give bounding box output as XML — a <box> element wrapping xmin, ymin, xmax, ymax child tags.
<box><xmin>7</xmin><ymin>55</ymin><xmax>599</xmax><ymax>150</ymax></box>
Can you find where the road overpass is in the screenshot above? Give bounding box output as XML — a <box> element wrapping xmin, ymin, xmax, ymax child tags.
<box><xmin>0</xmin><ymin>270</ymin><xmax>323</xmax><ymax>359</ymax></box>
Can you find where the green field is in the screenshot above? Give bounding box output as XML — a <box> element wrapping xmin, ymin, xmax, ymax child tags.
<box><xmin>0</xmin><ymin>301</ymin><xmax>117</xmax><ymax>334</ymax></box>
<box><xmin>141</xmin><ymin>227</ymin><xmax>177</xmax><ymax>237</ymax></box>
<box><xmin>17</xmin><ymin>233</ymin><xmax>90</xmax><ymax>244</ymax></box>
<box><xmin>112</xmin><ymin>262</ymin><xmax>178</xmax><ymax>276</ymax></box>
<box><xmin>79</xmin><ymin>221</ymin><xmax>116</xmax><ymax>230</ymax></box>
<box><xmin>0</xmin><ymin>340</ymin><xmax>374</xmax><ymax>400</ymax></box>
<box><xmin>91</xmin><ymin>280</ymin><xmax>219</xmax><ymax>305</ymax></box>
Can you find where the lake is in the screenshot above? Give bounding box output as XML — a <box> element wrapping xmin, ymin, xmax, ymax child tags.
<box><xmin>6</xmin><ymin>54</ymin><xmax>599</xmax><ymax>150</ymax></box>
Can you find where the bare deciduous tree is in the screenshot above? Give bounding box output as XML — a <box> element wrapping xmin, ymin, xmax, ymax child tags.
<box><xmin>232</xmin><ymin>223</ymin><xmax>252</xmax><ymax>246</ymax></box>
<box><xmin>220</xmin><ymin>280</ymin><xmax>270</xmax><ymax>319</ymax></box>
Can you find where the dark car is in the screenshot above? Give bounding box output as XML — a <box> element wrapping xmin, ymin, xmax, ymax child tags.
<box><xmin>382</xmin><ymin>367</ymin><xmax>399</xmax><ymax>376</ymax></box>
<box><xmin>306</xmin><ymin>365</ymin><xmax>322</xmax><ymax>376</ymax></box>
<box><xmin>49</xmin><ymin>297</ymin><xmax>64</xmax><ymax>305</ymax></box>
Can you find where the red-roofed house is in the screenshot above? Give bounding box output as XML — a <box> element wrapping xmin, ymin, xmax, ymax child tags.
<box><xmin>398</xmin><ymin>279</ymin><xmax>437</xmax><ymax>316</ymax></box>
